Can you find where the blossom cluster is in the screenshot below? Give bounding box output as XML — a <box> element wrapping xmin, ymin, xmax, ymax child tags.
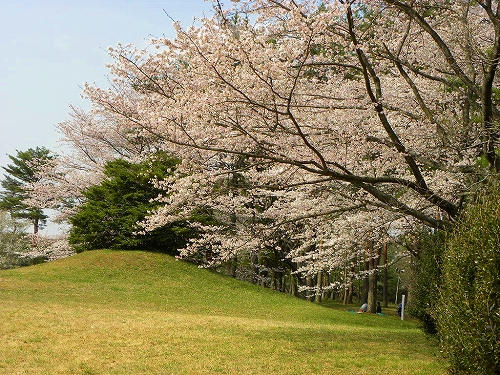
<box><xmin>28</xmin><ymin>0</ymin><xmax>500</xmax><ymax>286</ymax></box>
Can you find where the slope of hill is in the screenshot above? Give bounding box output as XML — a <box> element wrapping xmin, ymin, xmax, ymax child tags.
<box><xmin>0</xmin><ymin>250</ymin><xmax>445</xmax><ymax>374</ymax></box>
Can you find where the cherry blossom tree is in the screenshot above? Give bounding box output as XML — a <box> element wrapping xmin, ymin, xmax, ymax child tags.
<box><xmin>0</xmin><ymin>147</ymin><xmax>54</xmax><ymax>234</ymax></box>
<box><xmin>32</xmin><ymin>0</ymin><xmax>500</xmax><ymax>307</ymax></box>
<box><xmin>26</xmin><ymin>105</ymin><xmax>166</xmax><ymax>221</ymax></box>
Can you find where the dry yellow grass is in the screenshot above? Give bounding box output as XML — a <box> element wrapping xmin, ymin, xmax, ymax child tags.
<box><xmin>0</xmin><ymin>250</ymin><xmax>446</xmax><ymax>375</ymax></box>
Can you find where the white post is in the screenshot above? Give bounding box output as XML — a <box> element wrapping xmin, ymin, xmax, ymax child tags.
<box><xmin>401</xmin><ymin>294</ymin><xmax>405</xmax><ymax>321</ymax></box>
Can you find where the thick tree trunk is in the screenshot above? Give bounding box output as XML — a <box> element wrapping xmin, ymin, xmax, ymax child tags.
<box><xmin>367</xmin><ymin>241</ymin><xmax>381</xmax><ymax>313</ymax></box>
<box><xmin>362</xmin><ymin>259</ymin><xmax>369</xmax><ymax>304</ymax></box>
<box><xmin>322</xmin><ymin>272</ymin><xmax>329</xmax><ymax>301</ymax></box>
<box><xmin>289</xmin><ymin>272</ymin><xmax>297</xmax><ymax>297</ymax></box>
<box><xmin>367</xmin><ymin>253</ymin><xmax>377</xmax><ymax>313</ymax></box>
<box><xmin>343</xmin><ymin>266</ymin><xmax>354</xmax><ymax>305</ymax></box>
<box><xmin>314</xmin><ymin>271</ymin><xmax>323</xmax><ymax>302</ymax></box>
<box><xmin>229</xmin><ymin>256</ymin><xmax>237</xmax><ymax>278</ymax></box>
<box><xmin>251</xmin><ymin>253</ymin><xmax>259</xmax><ymax>285</ymax></box>
<box><xmin>348</xmin><ymin>266</ymin><xmax>354</xmax><ymax>304</ymax></box>
<box><xmin>277</xmin><ymin>271</ymin><xmax>283</xmax><ymax>292</ymax></box>
<box><xmin>260</xmin><ymin>274</ymin><xmax>267</xmax><ymax>288</ymax></box>
<box><xmin>306</xmin><ymin>275</ymin><xmax>314</xmax><ymax>301</ymax></box>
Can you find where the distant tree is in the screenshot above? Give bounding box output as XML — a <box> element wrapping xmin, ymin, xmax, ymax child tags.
<box><xmin>0</xmin><ymin>210</ymin><xmax>31</xmax><ymax>269</ymax></box>
<box><xmin>0</xmin><ymin>147</ymin><xmax>53</xmax><ymax>234</ymax></box>
<box><xmin>68</xmin><ymin>153</ymin><xmax>210</xmax><ymax>253</ymax></box>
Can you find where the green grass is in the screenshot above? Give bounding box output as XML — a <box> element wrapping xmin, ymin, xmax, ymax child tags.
<box><xmin>0</xmin><ymin>250</ymin><xmax>446</xmax><ymax>374</ymax></box>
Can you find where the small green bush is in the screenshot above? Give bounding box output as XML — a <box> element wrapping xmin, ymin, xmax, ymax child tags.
<box><xmin>435</xmin><ymin>185</ymin><xmax>500</xmax><ymax>374</ymax></box>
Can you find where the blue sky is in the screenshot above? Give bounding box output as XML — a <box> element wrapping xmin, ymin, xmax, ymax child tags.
<box><xmin>0</xmin><ymin>0</ymin><xmax>214</xmax><ymax>169</ymax></box>
<box><xmin>0</xmin><ymin>0</ymin><xmax>215</xmax><ymax>234</ymax></box>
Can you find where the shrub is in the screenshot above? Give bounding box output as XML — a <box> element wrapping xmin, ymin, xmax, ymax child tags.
<box><xmin>434</xmin><ymin>185</ymin><xmax>500</xmax><ymax>374</ymax></box>
<box><xmin>409</xmin><ymin>229</ymin><xmax>445</xmax><ymax>336</ymax></box>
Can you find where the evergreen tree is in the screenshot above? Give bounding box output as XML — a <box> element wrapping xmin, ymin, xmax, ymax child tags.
<box><xmin>0</xmin><ymin>147</ymin><xmax>53</xmax><ymax>234</ymax></box>
<box><xmin>68</xmin><ymin>153</ymin><xmax>211</xmax><ymax>253</ymax></box>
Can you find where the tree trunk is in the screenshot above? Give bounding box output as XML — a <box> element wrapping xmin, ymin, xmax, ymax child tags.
<box><xmin>367</xmin><ymin>241</ymin><xmax>381</xmax><ymax>313</ymax></box>
<box><xmin>306</xmin><ymin>275</ymin><xmax>314</xmax><ymax>301</ymax></box>
<box><xmin>343</xmin><ymin>265</ymin><xmax>355</xmax><ymax>305</ymax></box>
<box><xmin>343</xmin><ymin>264</ymin><xmax>348</xmax><ymax>305</ymax></box>
<box><xmin>229</xmin><ymin>256</ymin><xmax>237</xmax><ymax>278</ymax></box>
<box><xmin>260</xmin><ymin>268</ymin><xmax>267</xmax><ymax>288</ymax></box>
<box><xmin>251</xmin><ymin>253</ymin><xmax>259</xmax><ymax>284</ymax></box>
<box><xmin>33</xmin><ymin>217</ymin><xmax>39</xmax><ymax>235</ymax></box>
<box><xmin>348</xmin><ymin>266</ymin><xmax>354</xmax><ymax>304</ymax></box>
<box><xmin>270</xmin><ymin>269</ymin><xmax>276</xmax><ymax>290</ymax></box>
<box><xmin>362</xmin><ymin>258</ymin><xmax>369</xmax><ymax>304</ymax></box>
<box><xmin>383</xmin><ymin>243</ymin><xmax>388</xmax><ymax>308</ymax></box>
<box><xmin>322</xmin><ymin>272</ymin><xmax>329</xmax><ymax>301</ymax></box>
<box><xmin>290</xmin><ymin>272</ymin><xmax>297</xmax><ymax>297</ymax></box>
<box><xmin>367</xmin><ymin>245</ymin><xmax>377</xmax><ymax>313</ymax></box>
<box><xmin>314</xmin><ymin>271</ymin><xmax>323</xmax><ymax>302</ymax></box>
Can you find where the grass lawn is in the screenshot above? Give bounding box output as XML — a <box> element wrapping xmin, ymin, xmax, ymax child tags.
<box><xmin>0</xmin><ymin>250</ymin><xmax>446</xmax><ymax>374</ymax></box>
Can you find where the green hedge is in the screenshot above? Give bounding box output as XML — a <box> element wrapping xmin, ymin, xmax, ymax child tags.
<box><xmin>435</xmin><ymin>185</ymin><xmax>500</xmax><ymax>374</ymax></box>
<box><xmin>410</xmin><ymin>229</ymin><xmax>445</xmax><ymax>336</ymax></box>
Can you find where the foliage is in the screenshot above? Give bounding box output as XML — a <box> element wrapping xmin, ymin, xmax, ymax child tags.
<box><xmin>435</xmin><ymin>182</ymin><xmax>500</xmax><ymax>374</ymax></box>
<box><xmin>0</xmin><ymin>147</ymin><xmax>53</xmax><ymax>234</ymax></box>
<box><xmin>68</xmin><ymin>154</ymin><xmax>209</xmax><ymax>253</ymax></box>
<box><xmin>72</xmin><ymin>1</ymin><xmax>498</xmax><ymax>275</ymax></box>
<box><xmin>27</xmin><ymin>1</ymin><xmax>500</xmax><ymax>294</ymax></box>
<box><xmin>0</xmin><ymin>210</ymin><xmax>31</xmax><ymax>269</ymax></box>
<box><xmin>22</xmin><ymin>234</ymin><xmax>76</xmax><ymax>264</ymax></box>
<box><xmin>409</xmin><ymin>229</ymin><xmax>445</xmax><ymax>335</ymax></box>
<box><xmin>0</xmin><ymin>211</ymin><xmax>74</xmax><ymax>268</ymax></box>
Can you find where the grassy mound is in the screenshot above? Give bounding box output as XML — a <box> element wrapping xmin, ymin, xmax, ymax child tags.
<box><xmin>0</xmin><ymin>250</ymin><xmax>445</xmax><ymax>374</ymax></box>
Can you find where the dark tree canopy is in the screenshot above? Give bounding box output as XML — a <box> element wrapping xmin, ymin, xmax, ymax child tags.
<box><xmin>68</xmin><ymin>153</ymin><xmax>212</xmax><ymax>253</ymax></box>
<box><xmin>0</xmin><ymin>147</ymin><xmax>53</xmax><ymax>234</ymax></box>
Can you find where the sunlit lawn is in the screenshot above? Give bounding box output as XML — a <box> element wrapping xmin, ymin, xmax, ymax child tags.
<box><xmin>0</xmin><ymin>250</ymin><xmax>446</xmax><ymax>374</ymax></box>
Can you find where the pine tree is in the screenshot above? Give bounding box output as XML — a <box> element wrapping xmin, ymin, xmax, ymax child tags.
<box><xmin>68</xmin><ymin>153</ymin><xmax>213</xmax><ymax>253</ymax></box>
<box><xmin>0</xmin><ymin>147</ymin><xmax>53</xmax><ymax>234</ymax></box>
